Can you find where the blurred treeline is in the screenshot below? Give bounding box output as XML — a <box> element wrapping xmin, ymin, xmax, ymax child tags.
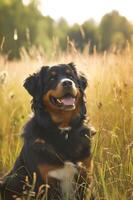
<box><xmin>0</xmin><ymin>0</ymin><xmax>133</xmax><ymax>59</ymax></box>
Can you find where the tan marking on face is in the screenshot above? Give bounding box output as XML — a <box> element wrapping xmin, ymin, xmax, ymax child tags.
<box><xmin>47</xmin><ymin>80</ymin><xmax>78</xmax><ymax>100</ymax></box>
<box><xmin>34</xmin><ymin>138</ymin><xmax>45</xmax><ymax>144</ymax></box>
<box><xmin>66</xmin><ymin>69</ymin><xmax>71</xmax><ymax>74</ymax></box>
<box><xmin>51</xmin><ymin>71</ymin><xmax>57</xmax><ymax>76</ymax></box>
<box><xmin>43</xmin><ymin>88</ymin><xmax>81</xmax><ymax>127</ymax></box>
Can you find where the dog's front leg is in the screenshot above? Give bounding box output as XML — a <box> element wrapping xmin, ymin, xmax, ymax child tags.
<box><xmin>75</xmin><ymin>158</ymin><xmax>94</xmax><ymax>200</ymax></box>
<box><xmin>30</xmin><ymin>137</ymin><xmax>63</xmax><ymax>165</ymax></box>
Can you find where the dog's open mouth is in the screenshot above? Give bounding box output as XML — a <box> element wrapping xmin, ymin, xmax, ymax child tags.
<box><xmin>50</xmin><ymin>93</ymin><xmax>76</xmax><ymax>109</ymax></box>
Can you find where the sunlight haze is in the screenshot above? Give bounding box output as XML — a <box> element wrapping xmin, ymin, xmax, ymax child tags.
<box><xmin>38</xmin><ymin>0</ymin><xmax>133</xmax><ymax>24</ymax></box>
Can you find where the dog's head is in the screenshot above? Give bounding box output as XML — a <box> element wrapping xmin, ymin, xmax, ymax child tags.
<box><xmin>24</xmin><ymin>63</ymin><xmax>87</xmax><ymax>125</ymax></box>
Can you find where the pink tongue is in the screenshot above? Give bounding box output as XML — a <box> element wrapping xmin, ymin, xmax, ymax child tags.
<box><xmin>61</xmin><ymin>97</ymin><xmax>75</xmax><ymax>106</ymax></box>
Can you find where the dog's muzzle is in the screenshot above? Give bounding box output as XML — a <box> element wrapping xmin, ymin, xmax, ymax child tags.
<box><xmin>61</xmin><ymin>78</ymin><xmax>73</xmax><ymax>89</ymax></box>
<box><xmin>49</xmin><ymin>78</ymin><xmax>78</xmax><ymax>110</ymax></box>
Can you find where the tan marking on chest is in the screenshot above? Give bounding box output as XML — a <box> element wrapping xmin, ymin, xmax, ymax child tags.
<box><xmin>38</xmin><ymin>164</ymin><xmax>63</xmax><ymax>181</ymax></box>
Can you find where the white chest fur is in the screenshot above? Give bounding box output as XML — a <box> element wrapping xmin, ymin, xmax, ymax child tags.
<box><xmin>48</xmin><ymin>161</ymin><xmax>78</xmax><ymax>200</ymax></box>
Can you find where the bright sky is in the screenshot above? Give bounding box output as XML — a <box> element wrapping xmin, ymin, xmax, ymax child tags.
<box><xmin>23</xmin><ymin>0</ymin><xmax>133</xmax><ymax>24</ymax></box>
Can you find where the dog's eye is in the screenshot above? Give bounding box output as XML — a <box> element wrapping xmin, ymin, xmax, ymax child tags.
<box><xmin>50</xmin><ymin>77</ymin><xmax>55</xmax><ymax>81</ymax></box>
<box><xmin>49</xmin><ymin>74</ymin><xmax>58</xmax><ymax>81</ymax></box>
<box><xmin>68</xmin><ymin>75</ymin><xmax>73</xmax><ymax>79</ymax></box>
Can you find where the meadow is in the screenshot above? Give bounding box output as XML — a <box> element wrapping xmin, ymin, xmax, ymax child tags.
<box><xmin>0</xmin><ymin>46</ymin><xmax>133</xmax><ymax>200</ymax></box>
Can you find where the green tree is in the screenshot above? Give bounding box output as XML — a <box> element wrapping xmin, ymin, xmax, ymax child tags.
<box><xmin>54</xmin><ymin>18</ymin><xmax>69</xmax><ymax>51</ymax></box>
<box><xmin>99</xmin><ymin>11</ymin><xmax>133</xmax><ymax>51</ymax></box>
<box><xmin>0</xmin><ymin>0</ymin><xmax>54</xmax><ymax>59</ymax></box>
<box><xmin>68</xmin><ymin>23</ymin><xmax>84</xmax><ymax>51</ymax></box>
<box><xmin>68</xmin><ymin>20</ymin><xmax>99</xmax><ymax>53</ymax></box>
<box><xmin>82</xmin><ymin>19</ymin><xmax>99</xmax><ymax>52</ymax></box>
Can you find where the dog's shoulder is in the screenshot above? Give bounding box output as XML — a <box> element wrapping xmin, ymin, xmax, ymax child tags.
<box><xmin>22</xmin><ymin>116</ymin><xmax>45</xmax><ymax>144</ymax></box>
<box><xmin>23</xmin><ymin>114</ymin><xmax>59</xmax><ymax>137</ymax></box>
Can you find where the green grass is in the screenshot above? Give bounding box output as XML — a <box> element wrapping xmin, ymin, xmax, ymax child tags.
<box><xmin>0</xmin><ymin>48</ymin><xmax>133</xmax><ymax>199</ymax></box>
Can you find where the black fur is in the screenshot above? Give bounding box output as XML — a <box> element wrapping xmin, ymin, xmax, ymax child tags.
<box><xmin>0</xmin><ymin>63</ymin><xmax>94</xmax><ymax>200</ymax></box>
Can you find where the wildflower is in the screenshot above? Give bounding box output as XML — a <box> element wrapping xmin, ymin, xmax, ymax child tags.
<box><xmin>9</xmin><ymin>92</ymin><xmax>15</xmax><ymax>99</ymax></box>
<box><xmin>97</xmin><ymin>102</ymin><xmax>102</xmax><ymax>109</ymax></box>
<box><xmin>0</xmin><ymin>71</ymin><xmax>8</xmax><ymax>85</ymax></box>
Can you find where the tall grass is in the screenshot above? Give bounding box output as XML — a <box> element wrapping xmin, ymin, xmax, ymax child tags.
<box><xmin>0</xmin><ymin>46</ymin><xmax>133</xmax><ymax>199</ymax></box>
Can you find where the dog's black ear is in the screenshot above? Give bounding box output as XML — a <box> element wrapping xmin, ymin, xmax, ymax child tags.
<box><xmin>23</xmin><ymin>73</ymin><xmax>38</xmax><ymax>96</ymax></box>
<box><xmin>68</xmin><ymin>62</ymin><xmax>88</xmax><ymax>119</ymax></box>
<box><xmin>79</xmin><ymin>73</ymin><xmax>88</xmax><ymax>90</ymax></box>
<box><xmin>68</xmin><ymin>62</ymin><xmax>88</xmax><ymax>90</ymax></box>
<box><xmin>68</xmin><ymin>62</ymin><xmax>78</xmax><ymax>75</ymax></box>
<box><xmin>23</xmin><ymin>66</ymin><xmax>49</xmax><ymax>96</ymax></box>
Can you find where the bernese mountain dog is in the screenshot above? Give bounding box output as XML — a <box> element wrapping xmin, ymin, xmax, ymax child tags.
<box><xmin>0</xmin><ymin>63</ymin><xmax>95</xmax><ymax>200</ymax></box>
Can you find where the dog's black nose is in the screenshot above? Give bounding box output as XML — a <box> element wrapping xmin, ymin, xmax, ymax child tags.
<box><xmin>62</xmin><ymin>80</ymin><xmax>73</xmax><ymax>88</ymax></box>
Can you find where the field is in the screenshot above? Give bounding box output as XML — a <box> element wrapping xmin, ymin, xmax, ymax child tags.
<box><xmin>0</xmin><ymin>46</ymin><xmax>133</xmax><ymax>200</ymax></box>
